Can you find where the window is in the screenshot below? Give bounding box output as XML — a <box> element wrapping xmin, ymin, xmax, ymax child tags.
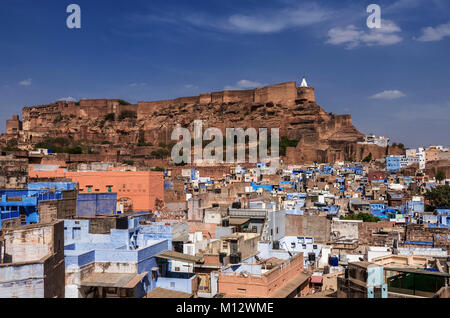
<box><xmin>237</xmin><ymin>288</ymin><xmax>246</xmax><ymax>294</ymax></box>
<box><xmin>175</xmin><ymin>267</ymin><xmax>180</xmax><ymax>272</ymax></box>
<box><xmin>170</xmin><ymin>282</ymin><xmax>175</xmax><ymax>288</ymax></box>
<box><xmin>313</xmin><ymin>245</ymin><xmax>317</xmax><ymax>250</ymax></box>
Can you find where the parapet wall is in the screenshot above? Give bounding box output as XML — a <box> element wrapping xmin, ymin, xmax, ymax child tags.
<box><xmin>137</xmin><ymin>82</ymin><xmax>300</xmax><ymax>119</ymax></box>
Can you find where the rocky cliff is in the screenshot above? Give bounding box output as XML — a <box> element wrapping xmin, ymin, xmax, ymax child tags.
<box><xmin>2</xmin><ymin>80</ymin><xmax>381</xmax><ymax>164</ymax></box>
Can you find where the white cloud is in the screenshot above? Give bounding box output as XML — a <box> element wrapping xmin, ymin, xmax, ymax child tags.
<box><xmin>58</xmin><ymin>97</ymin><xmax>76</xmax><ymax>102</ymax></box>
<box><xmin>19</xmin><ymin>78</ymin><xmax>32</xmax><ymax>86</ymax></box>
<box><xmin>416</xmin><ymin>21</ymin><xmax>450</xmax><ymax>42</ymax></box>
<box><xmin>185</xmin><ymin>4</ymin><xmax>330</xmax><ymax>34</ymax></box>
<box><xmin>326</xmin><ymin>20</ymin><xmax>403</xmax><ymax>49</ymax></box>
<box><xmin>370</xmin><ymin>90</ymin><xmax>406</xmax><ymax>100</ymax></box>
<box><xmin>129</xmin><ymin>82</ymin><xmax>147</xmax><ymax>87</ymax></box>
<box><xmin>224</xmin><ymin>80</ymin><xmax>264</xmax><ymax>90</ymax></box>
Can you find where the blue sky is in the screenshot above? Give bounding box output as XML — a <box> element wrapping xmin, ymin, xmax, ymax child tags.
<box><xmin>0</xmin><ymin>0</ymin><xmax>449</xmax><ymax>148</ymax></box>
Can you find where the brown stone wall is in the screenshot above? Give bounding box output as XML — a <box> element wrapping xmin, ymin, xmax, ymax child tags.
<box><xmin>38</xmin><ymin>190</ymin><xmax>77</xmax><ymax>224</ymax></box>
<box><xmin>285</xmin><ymin>215</ymin><xmax>331</xmax><ymax>243</ymax></box>
<box><xmin>38</xmin><ymin>201</ymin><xmax>58</xmax><ymax>224</ymax></box>
<box><xmin>6</xmin><ymin>115</ymin><xmax>21</xmax><ymax>135</ymax></box>
<box><xmin>297</xmin><ymin>87</ymin><xmax>316</xmax><ymax>102</ymax></box>
<box><xmin>0</xmin><ymin>157</ymin><xmax>28</xmax><ymax>189</ymax></box>
<box><xmin>43</xmin><ymin>221</ymin><xmax>65</xmax><ymax>298</ymax></box>
<box><xmin>425</xmin><ymin>161</ymin><xmax>450</xmax><ymax>179</ymax></box>
<box><xmin>254</xmin><ymin>82</ymin><xmax>297</xmax><ymax>105</ymax></box>
<box><xmin>81</xmin><ymin>216</ymin><xmax>128</xmax><ymax>234</ymax></box>
<box><xmin>223</xmin><ymin>90</ymin><xmax>254</xmax><ymax>104</ymax></box>
<box><xmin>358</xmin><ymin>221</ymin><xmax>400</xmax><ymax>246</ymax></box>
<box><xmin>405</xmin><ymin>224</ymin><xmax>450</xmax><ymax>252</ymax></box>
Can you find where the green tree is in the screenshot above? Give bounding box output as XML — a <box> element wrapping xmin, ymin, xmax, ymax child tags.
<box><xmin>118</xmin><ymin>110</ymin><xmax>137</xmax><ymax>121</ymax></box>
<box><xmin>425</xmin><ymin>185</ymin><xmax>450</xmax><ymax>209</ymax></box>
<box><xmin>340</xmin><ymin>212</ymin><xmax>380</xmax><ymax>223</ymax></box>
<box><xmin>279</xmin><ymin>136</ymin><xmax>299</xmax><ymax>156</ymax></box>
<box><xmin>118</xmin><ymin>100</ymin><xmax>131</xmax><ymax>105</ymax></box>
<box><xmin>362</xmin><ymin>152</ymin><xmax>373</xmax><ymax>163</ymax></box>
<box><xmin>436</xmin><ymin>170</ymin><xmax>446</xmax><ymax>184</ymax></box>
<box><xmin>104</xmin><ymin>113</ymin><xmax>115</xmax><ymax>121</ymax></box>
<box><xmin>151</xmin><ymin>149</ymin><xmax>170</xmax><ymax>159</ymax></box>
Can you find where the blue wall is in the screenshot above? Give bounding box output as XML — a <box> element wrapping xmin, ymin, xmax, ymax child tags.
<box><xmin>76</xmin><ymin>193</ymin><xmax>117</xmax><ymax>217</ymax></box>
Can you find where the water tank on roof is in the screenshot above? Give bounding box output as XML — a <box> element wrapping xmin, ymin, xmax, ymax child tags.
<box><xmin>329</xmin><ymin>256</ymin><xmax>339</xmax><ymax>267</ymax></box>
<box><xmin>273</xmin><ymin>241</ymin><xmax>280</xmax><ymax>250</ymax></box>
<box><xmin>232</xmin><ymin>202</ymin><xmax>241</xmax><ymax>209</ymax></box>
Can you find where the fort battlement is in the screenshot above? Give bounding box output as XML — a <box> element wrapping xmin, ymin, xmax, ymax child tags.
<box><xmin>19</xmin><ymin>81</ymin><xmax>317</xmax><ymax>125</ymax></box>
<box><xmin>1</xmin><ymin>78</ymin><xmax>371</xmax><ymax>165</ymax></box>
<box><xmin>137</xmin><ymin>81</ymin><xmax>311</xmax><ymax>120</ymax></box>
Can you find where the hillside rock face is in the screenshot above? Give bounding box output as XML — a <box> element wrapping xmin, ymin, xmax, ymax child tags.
<box><xmin>2</xmin><ymin>80</ymin><xmax>381</xmax><ymax>164</ymax></box>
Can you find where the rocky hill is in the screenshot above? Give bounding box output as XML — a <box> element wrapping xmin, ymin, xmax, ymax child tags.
<box><xmin>1</xmin><ymin>80</ymin><xmax>392</xmax><ymax>164</ymax></box>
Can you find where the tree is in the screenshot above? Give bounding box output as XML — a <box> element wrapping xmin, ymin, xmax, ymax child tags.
<box><xmin>151</xmin><ymin>149</ymin><xmax>170</xmax><ymax>159</ymax></box>
<box><xmin>280</xmin><ymin>136</ymin><xmax>299</xmax><ymax>156</ymax></box>
<box><xmin>118</xmin><ymin>99</ymin><xmax>131</xmax><ymax>105</ymax></box>
<box><xmin>425</xmin><ymin>185</ymin><xmax>450</xmax><ymax>209</ymax></box>
<box><xmin>118</xmin><ymin>110</ymin><xmax>136</xmax><ymax>121</ymax></box>
<box><xmin>104</xmin><ymin>113</ymin><xmax>115</xmax><ymax>122</ymax></box>
<box><xmin>436</xmin><ymin>170</ymin><xmax>446</xmax><ymax>184</ymax></box>
<box><xmin>362</xmin><ymin>152</ymin><xmax>373</xmax><ymax>163</ymax></box>
<box><xmin>340</xmin><ymin>212</ymin><xmax>380</xmax><ymax>222</ymax></box>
